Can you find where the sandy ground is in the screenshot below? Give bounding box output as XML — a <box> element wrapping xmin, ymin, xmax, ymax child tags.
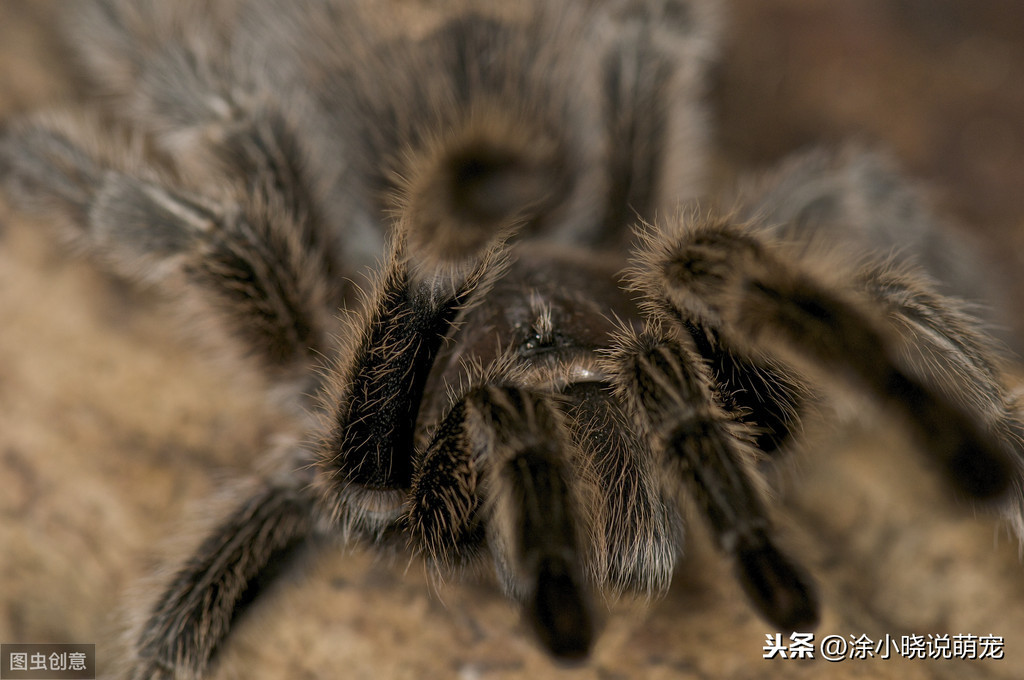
<box><xmin>2</xmin><ymin>2</ymin><xmax>1024</xmax><ymax>679</ymax></box>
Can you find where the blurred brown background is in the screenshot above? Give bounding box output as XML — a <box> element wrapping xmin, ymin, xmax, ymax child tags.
<box><xmin>2</xmin><ymin>1</ymin><xmax>1024</xmax><ymax>679</ymax></box>
<box><xmin>718</xmin><ymin>0</ymin><xmax>1024</xmax><ymax>331</ymax></box>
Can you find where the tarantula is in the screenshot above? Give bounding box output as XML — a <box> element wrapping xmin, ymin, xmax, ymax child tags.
<box><xmin>1</xmin><ymin>0</ymin><xmax>1022</xmax><ymax>677</ymax></box>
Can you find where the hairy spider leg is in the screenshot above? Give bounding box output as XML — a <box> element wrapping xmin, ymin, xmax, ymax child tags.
<box><xmin>408</xmin><ymin>376</ymin><xmax>596</xmax><ymax>658</ymax></box>
<box><xmin>604</xmin><ymin>325</ymin><xmax>819</xmax><ymax>631</ymax></box>
<box><xmin>0</xmin><ymin>112</ymin><xmax>342</xmax><ymax>387</ymax></box>
<box><xmin>677</xmin><ymin>320</ymin><xmax>808</xmax><ymax>455</ymax></box>
<box><xmin>313</xmin><ymin>229</ymin><xmax>506</xmax><ymax>530</ymax></box>
<box><xmin>129</xmin><ymin>471</ymin><xmax>316</xmax><ymax>680</ymax></box>
<box><xmin>560</xmin><ymin>380</ymin><xmax>683</xmax><ymax>595</ymax></box>
<box><xmin>0</xmin><ymin>110</ymin><xmax>349</xmax><ymax>679</ymax></box>
<box><xmin>643</xmin><ymin>215</ymin><xmax>1014</xmax><ymax>501</ymax></box>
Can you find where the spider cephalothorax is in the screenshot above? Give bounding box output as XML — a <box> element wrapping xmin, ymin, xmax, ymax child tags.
<box><xmin>1</xmin><ymin>1</ymin><xmax>1022</xmax><ymax>678</ymax></box>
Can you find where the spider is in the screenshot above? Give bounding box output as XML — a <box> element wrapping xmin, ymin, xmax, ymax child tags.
<box><xmin>1</xmin><ymin>0</ymin><xmax>1022</xmax><ymax>678</ymax></box>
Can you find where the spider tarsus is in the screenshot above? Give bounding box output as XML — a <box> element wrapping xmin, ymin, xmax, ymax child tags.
<box><xmin>527</xmin><ymin>555</ymin><xmax>594</xmax><ymax>662</ymax></box>
<box><xmin>735</xmin><ymin>540</ymin><xmax>820</xmax><ymax>633</ymax></box>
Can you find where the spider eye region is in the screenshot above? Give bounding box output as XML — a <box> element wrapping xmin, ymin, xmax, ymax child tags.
<box><xmin>514</xmin><ymin>321</ymin><xmax>563</xmax><ymax>356</ymax></box>
<box><xmin>511</xmin><ymin>295</ymin><xmax>573</xmax><ymax>359</ymax></box>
